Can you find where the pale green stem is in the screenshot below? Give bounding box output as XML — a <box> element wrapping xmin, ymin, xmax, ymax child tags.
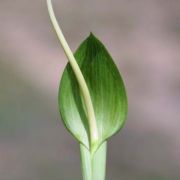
<box><xmin>80</xmin><ymin>142</ymin><xmax>107</xmax><ymax>180</ymax></box>
<box><xmin>47</xmin><ymin>0</ymin><xmax>98</xmax><ymax>146</ymax></box>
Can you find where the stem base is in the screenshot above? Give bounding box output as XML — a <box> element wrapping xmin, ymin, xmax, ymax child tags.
<box><xmin>80</xmin><ymin>141</ymin><xmax>107</xmax><ymax>180</ymax></box>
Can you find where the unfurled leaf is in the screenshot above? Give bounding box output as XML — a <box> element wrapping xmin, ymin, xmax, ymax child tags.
<box><xmin>59</xmin><ymin>33</ymin><xmax>128</xmax><ymax>151</ymax></box>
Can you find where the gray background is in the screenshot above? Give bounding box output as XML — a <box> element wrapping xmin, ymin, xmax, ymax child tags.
<box><xmin>0</xmin><ymin>0</ymin><xmax>180</xmax><ymax>179</ymax></box>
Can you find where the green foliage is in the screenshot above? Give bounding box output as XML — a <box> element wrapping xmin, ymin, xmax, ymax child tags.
<box><xmin>59</xmin><ymin>33</ymin><xmax>128</xmax><ymax>152</ymax></box>
<box><xmin>47</xmin><ymin>0</ymin><xmax>128</xmax><ymax>179</ymax></box>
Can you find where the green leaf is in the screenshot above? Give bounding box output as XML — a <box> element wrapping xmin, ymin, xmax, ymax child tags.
<box><xmin>59</xmin><ymin>33</ymin><xmax>128</xmax><ymax>151</ymax></box>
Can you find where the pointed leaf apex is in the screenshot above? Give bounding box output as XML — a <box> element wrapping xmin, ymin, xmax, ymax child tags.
<box><xmin>89</xmin><ymin>32</ymin><xmax>96</xmax><ymax>39</ymax></box>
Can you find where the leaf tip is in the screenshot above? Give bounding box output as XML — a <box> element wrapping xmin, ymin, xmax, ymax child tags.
<box><xmin>89</xmin><ymin>32</ymin><xmax>96</xmax><ymax>39</ymax></box>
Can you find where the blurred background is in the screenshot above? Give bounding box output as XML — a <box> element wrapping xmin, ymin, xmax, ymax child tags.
<box><xmin>0</xmin><ymin>0</ymin><xmax>180</xmax><ymax>179</ymax></box>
